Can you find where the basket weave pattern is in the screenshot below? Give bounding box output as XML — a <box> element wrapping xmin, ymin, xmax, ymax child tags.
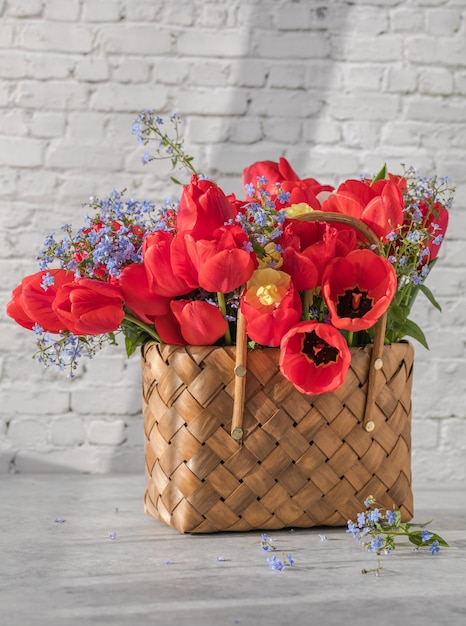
<box><xmin>142</xmin><ymin>340</ymin><xmax>414</xmax><ymax>533</ymax></box>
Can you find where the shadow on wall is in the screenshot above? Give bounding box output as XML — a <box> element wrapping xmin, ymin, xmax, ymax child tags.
<box><xmin>1</xmin><ymin>0</ymin><xmax>352</xmax><ymax>475</ymax></box>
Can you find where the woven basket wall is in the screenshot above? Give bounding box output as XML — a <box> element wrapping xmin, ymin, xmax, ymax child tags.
<box><xmin>142</xmin><ymin>340</ymin><xmax>414</xmax><ymax>534</ymax></box>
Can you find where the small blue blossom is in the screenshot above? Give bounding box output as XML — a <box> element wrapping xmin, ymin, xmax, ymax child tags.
<box><xmin>385</xmin><ymin>510</ymin><xmax>397</xmax><ymax>525</ymax></box>
<box><xmin>421</xmin><ymin>530</ymin><xmax>433</xmax><ymax>543</ymax></box>
<box><xmin>429</xmin><ymin>540</ymin><xmax>440</xmax><ymax>555</ymax></box>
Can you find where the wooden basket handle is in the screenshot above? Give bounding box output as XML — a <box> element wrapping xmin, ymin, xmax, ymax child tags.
<box><xmin>231</xmin><ymin>211</ymin><xmax>388</xmax><ymax>441</ymax></box>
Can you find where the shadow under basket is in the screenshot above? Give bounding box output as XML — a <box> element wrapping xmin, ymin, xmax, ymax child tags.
<box><xmin>141</xmin><ymin>340</ymin><xmax>414</xmax><ymax>534</ymax></box>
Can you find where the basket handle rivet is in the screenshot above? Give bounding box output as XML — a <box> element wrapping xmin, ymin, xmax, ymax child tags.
<box><xmin>365</xmin><ymin>421</ymin><xmax>375</xmax><ymax>432</ymax></box>
<box><xmin>234</xmin><ymin>365</ymin><xmax>247</xmax><ymax>377</ymax></box>
<box><xmin>231</xmin><ymin>427</ymin><xmax>244</xmax><ymax>440</ymax></box>
<box><xmin>373</xmin><ymin>358</ymin><xmax>383</xmax><ymax>370</ymax></box>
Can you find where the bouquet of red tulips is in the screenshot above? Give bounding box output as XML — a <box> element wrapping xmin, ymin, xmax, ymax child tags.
<box><xmin>6</xmin><ymin>111</ymin><xmax>453</xmax><ymax>396</ymax></box>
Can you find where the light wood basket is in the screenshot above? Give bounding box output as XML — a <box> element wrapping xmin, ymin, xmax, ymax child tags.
<box><xmin>142</xmin><ymin>213</ymin><xmax>414</xmax><ymax>533</ymax></box>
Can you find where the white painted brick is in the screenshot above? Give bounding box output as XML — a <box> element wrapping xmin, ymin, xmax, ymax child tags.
<box><xmin>303</xmin><ymin>119</ymin><xmax>342</xmax><ymax>145</ymax></box>
<box><xmin>44</xmin><ymin>0</ymin><xmax>80</xmax><ymax>22</ymax></box>
<box><xmin>82</xmin><ymin>0</ymin><xmax>123</xmax><ymax>22</ymax></box>
<box><xmin>177</xmin><ymin>30</ymin><xmax>249</xmax><ymax>58</ymax></box>
<box><xmin>262</xmin><ymin>118</ymin><xmax>302</xmax><ymax>145</ymax></box>
<box><xmin>65</xmin><ymin>112</ymin><xmax>105</xmax><ymax>141</ymax></box>
<box><xmin>407</xmin><ymin>36</ymin><xmax>466</xmax><ymax>67</ymax></box>
<box><xmin>332</xmin><ymin>35</ymin><xmax>403</xmax><ymax>63</ymax></box>
<box><xmin>342</xmin><ymin>122</ymin><xmax>383</xmax><ymax>150</ymax></box>
<box><xmin>186</xmin><ymin>116</ymin><xmax>230</xmax><ymax>144</ymax></box>
<box><xmin>382</xmin><ymin>121</ymin><xmax>423</xmax><ymax>147</ymax></box>
<box><xmin>188</xmin><ymin>61</ymin><xmax>231</xmax><ymax>88</ymax></box>
<box><xmin>8</xmin><ymin>418</ymin><xmax>47</xmax><ymax>448</ymax></box>
<box><xmin>305</xmin><ymin>62</ymin><xmax>345</xmax><ymax>90</ymax></box>
<box><xmin>29</xmin><ymin>111</ymin><xmax>66</xmax><ymax>138</ymax></box>
<box><xmin>199</xmin><ymin>4</ymin><xmax>228</xmax><ymax>28</ymax></box>
<box><xmin>0</xmin><ymin>136</ymin><xmax>44</xmax><ymax>167</ymax></box>
<box><xmin>229</xmin><ymin>118</ymin><xmax>263</xmax><ymax>144</ymax></box>
<box><xmin>88</xmin><ymin>420</ymin><xmax>126</xmax><ymax>446</ymax></box>
<box><xmin>164</xmin><ymin>1</ymin><xmax>196</xmax><ymax>26</ymax></box>
<box><xmin>27</xmin><ymin>53</ymin><xmax>75</xmax><ymax>80</ymax></box>
<box><xmin>15</xmin><ymin>81</ymin><xmax>90</xmax><ymax>110</ymax></box>
<box><xmin>390</xmin><ymin>8</ymin><xmax>425</xmax><ymax>33</ymax></box>
<box><xmin>455</xmin><ymin>70</ymin><xmax>466</xmax><ymax>95</ymax></box>
<box><xmin>248</xmin><ymin>89</ymin><xmax>323</xmax><ymax>118</ymax></box>
<box><xmin>255</xmin><ymin>31</ymin><xmax>331</xmax><ymax>59</ymax></box>
<box><xmin>50</xmin><ymin>417</ymin><xmax>85</xmax><ymax>447</ymax></box>
<box><xmin>425</xmin><ymin>8</ymin><xmax>462</xmax><ymax>35</ymax></box>
<box><xmin>229</xmin><ymin>60</ymin><xmax>268</xmax><ymax>88</ymax></box>
<box><xmin>91</xmin><ymin>84</ymin><xmax>168</xmax><ymax>112</ymax></box>
<box><xmin>75</xmin><ymin>57</ymin><xmax>110</xmax><ymax>83</ymax></box>
<box><xmin>0</xmin><ymin>51</ymin><xmax>29</xmax><ymax>79</ymax></box>
<box><xmin>124</xmin><ymin>1</ymin><xmax>164</xmax><ymax>22</ymax></box>
<box><xmin>14</xmin><ymin>448</ymin><xmax>101</xmax><ymax>473</ymax></box>
<box><xmin>404</xmin><ymin>97</ymin><xmax>466</xmax><ymax>123</ymax></box>
<box><xmin>344</xmin><ymin>65</ymin><xmax>384</xmax><ymax>91</ymax></box>
<box><xmin>0</xmin><ymin>22</ymin><xmax>14</xmax><ymax>48</ymax></box>
<box><xmin>153</xmin><ymin>59</ymin><xmax>191</xmax><ymax>85</ymax></box>
<box><xmin>45</xmin><ymin>141</ymin><xmax>124</xmax><ymax>171</ymax></box>
<box><xmin>329</xmin><ymin>94</ymin><xmax>400</xmax><ymax>121</ymax></box>
<box><xmin>412</xmin><ymin>417</ymin><xmax>440</xmax><ymax>449</ymax></box>
<box><xmin>1</xmin><ymin>387</ymin><xmax>70</xmax><ymax>416</ymax></box>
<box><xmin>175</xmin><ymin>88</ymin><xmax>248</xmax><ymax>116</ymax></box>
<box><xmin>268</xmin><ymin>63</ymin><xmax>307</xmax><ymax>89</ymax></box>
<box><xmin>7</xmin><ymin>0</ymin><xmax>43</xmax><ymax>18</ymax></box>
<box><xmin>71</xmin><ymin>386</ymin><xmax>140</xmax><ymax>416</ymax></box>
<box><xmin>17</xmin><ymin>23</ymin><xmax>93</xmax><ymax>53</ymax></box>
<box><xmin>0</xmin><ymin>110</ymin><xmax>27</xmax><ymax>135</ymax></box>
<box><xmin>275</xmin><ymin>4</ymin><xmax>312</xmax><ymax>30</ymax></box>
<box><xmin>110</xmin><ymin>58</ymin><xmax>151</xmax><ymax>84</ymax></box>
<box><xmin>98</xmin><ymin>25</ymin><xmax>172</xmax><ymax>55</ymax></box>
<box><xmin>418</xmin><ymin>67</ymin><xmax>454</xmax><ymax>95</ymax></box>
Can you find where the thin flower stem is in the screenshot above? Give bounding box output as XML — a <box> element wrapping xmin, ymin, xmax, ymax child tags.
<box><xmin>347</xmin><ymin>331</ymin><xmax>354</xmax><ymax>347</ymax></box>
<box><xmin>123</xmin><ymin>313</ymin><xmax>162</xmax><ymax>343</ymax></box>
<box><xmin>302</xmin><ymin>290</ymin><xmax>311</xmax><ymax>320</ymax></box>
<box><xmin>217</xmin><ymin>292</ymin><xmax>232</xmax><ymax>345</ymax></box>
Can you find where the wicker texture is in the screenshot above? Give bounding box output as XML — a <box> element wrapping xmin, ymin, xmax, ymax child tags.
<box><xmin>142</xmin><ymin>340</ymin><xmax>414</xmax><ymax>533</ymax></box>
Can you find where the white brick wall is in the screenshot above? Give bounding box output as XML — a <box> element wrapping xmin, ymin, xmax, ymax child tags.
<box><xmin>1</xmin><ymin>0</ymin><xmax>465</xmax><ymax>484</ymax></box>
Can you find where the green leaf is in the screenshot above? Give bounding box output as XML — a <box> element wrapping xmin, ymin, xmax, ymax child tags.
<box><xmin>418</xmin><ymin>284</ymin><xmax>442</xmax><ymax>312</ymax></box>
<box><xmin>371</xmin><ymin>163</ymin><xmax>388</xmax><ymax>184</ymax></box>
<box><xmin>170</xmin><ymin>176</ymin><xmax>183</xmax><ymax>185</ymax></box>
<box><xmin>396</xmin><ymin>318</ymin><xmax>430</xmax><ymax>349</ymax></box>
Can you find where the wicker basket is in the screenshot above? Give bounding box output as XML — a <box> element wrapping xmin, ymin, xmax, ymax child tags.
<box><xmin>141</xmin><ymin>212</ymin><xmax>415</xmax><ymax>533</ymax></box>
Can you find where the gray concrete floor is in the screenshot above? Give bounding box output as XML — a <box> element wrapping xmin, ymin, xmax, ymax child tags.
<box><xmin>1</xmin><ymin>475</ymin><xmax>465</xmax><ymax>626</ymax></box>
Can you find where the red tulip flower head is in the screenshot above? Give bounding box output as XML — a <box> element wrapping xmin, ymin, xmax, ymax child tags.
<box><xmin>6</xmin><ymin>269</ymin><xmax>75</xmax><ymax>333</ymax></box>
<box><xmin>53</xmin><ymin>278</ymin><xmax>125</xmax><ymax>336</ymax></box>
<box><xmin>279</xmin><ymin>321</ymin><xmax>351</xmax><ymax>395</ymax></box>
<box><xmin>322</xmin><ymin>249</ymin><xmax>397</xmax><ymax>332</ymax></box>
<box><xmin>240</xmin><ymin>268</ymin><xmax>302</xmax><ymax>346</ymax></box>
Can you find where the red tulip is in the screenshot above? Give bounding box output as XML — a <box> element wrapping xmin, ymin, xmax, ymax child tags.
<box><xmin>416</xmin><ymin>200</ymin><xmax>449</xmax><ymax>265</ymax></box>
<box><xmin>322</xmin><ymin>179</ymin><xmax>404</xmax><ymax>242</ymax></box>
<box><xmin>53</xmin><ymin>278</ymin><xmax>125</xmax><ymax>335</ymax></box>
<box><xmin>6</xmin><ymin>269</ymin><xmax>75</xmax><ymax>332</ymax></box>
<box><xmin>184</xmin><ymin>225</ymin><xmax>256</xmax><ymax>293</ymax></box>
<box><xmin>280</xmin><ymin>220</ymin><xmax>338</xmax><ymax>290</ymax></box>
<box><xmin>243</xmin><ymin>157</ymin><xmax>333</xmax><ymax>210</ymax></box>
<box><xmin>143</xmin><ymin>230</ymin><xmax>198</xmax><ymax>297</ymax></box>
<box><xmin>279</xmin><ymin>321</ymin><xmax>351</xmax><ymax>395</ymax></box>
<box><xmin>177</xmin><ymin>175</ymin><xmax>237</xmax><ymax>240</ymax></box>
<box><xmin>322</xmin><ymin>249</ymin><xmax>397</xmax><ymax>332</ymax></box>
<box><xmin>170</xmin><ymin>299</ymin><xmax>228</xmax><ymax>345</ymax></box>
<box><xmin>240</xmin><ymin>268</ymin><xmax>302</xmax><ymax>346</ymax></box>
<box><xmin>118</xmin><ymin>264</ymin><xmax>171</xmax><ymax>323</ymax></box>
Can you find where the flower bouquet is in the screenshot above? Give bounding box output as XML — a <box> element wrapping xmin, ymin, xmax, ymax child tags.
<box><xmin>7</xmin><ymin>111</ymin><xmax>453</xmax><ymax>533</ymax></box>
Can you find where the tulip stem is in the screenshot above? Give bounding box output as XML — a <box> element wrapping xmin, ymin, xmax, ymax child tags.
<box><xmin>303</xmin><ymin>290</ymin><xmax>311</xmax><ymax>321</ymax></box>
<box><xmin>123</xmin><ymin>313</ymin><xmax>162</xmax><ymax>343</ymax></box>
<box><xmin>217</xmin><ymin>292</ymin><xmax>232</xmax><ymax>345</ymax></box>
<box><xmin>347</xmin><ymin>331</ymin><xmax>354</xmax><ymax>347</ymax></box>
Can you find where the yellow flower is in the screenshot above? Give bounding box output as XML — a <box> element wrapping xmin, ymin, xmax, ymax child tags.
<box><xmin>257</xmin><ymin>242</ymin><xmax>283</xmax><ymax>269</ymax></box>
<box><xmin>285</xmin><ymin>203</ymin><xmax>315</xmax><ymax>218</ymax></box>
<box><xmin>245</xmin><ymin>268</ymin><xmax>291</xmax><ymax>310</ymax></box>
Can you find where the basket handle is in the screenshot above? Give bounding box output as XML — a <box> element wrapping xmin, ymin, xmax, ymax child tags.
<box><xmin>231</xmin><ymin>211</ymin><xmax>388</xmax><ymax>441</ymax></box>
